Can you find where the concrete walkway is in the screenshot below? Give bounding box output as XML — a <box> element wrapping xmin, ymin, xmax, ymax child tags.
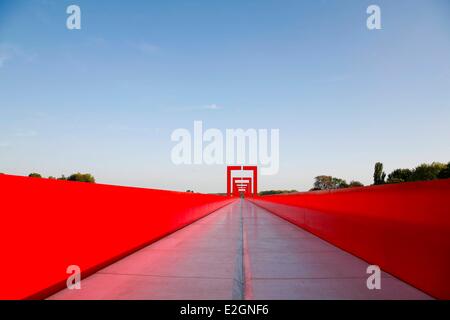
<box><xmin>49</xmin><ymin>200</ymin><xmax>431</xmax><ymax>300</ymax></box>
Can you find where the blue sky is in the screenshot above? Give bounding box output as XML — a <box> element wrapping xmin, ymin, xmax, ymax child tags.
<box><xmin>1</xmin><ymin>0</ymin><xmax>449</xmax><ymax>192</ymax></box>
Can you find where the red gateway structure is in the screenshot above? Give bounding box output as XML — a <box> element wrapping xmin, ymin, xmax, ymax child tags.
<box><xmin>227</xmin><ymin>166</ymin><xmax>258</xmax><ymax>197</ymax></box>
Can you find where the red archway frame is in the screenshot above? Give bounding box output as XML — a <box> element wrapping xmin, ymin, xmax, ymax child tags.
<box><xmin>227</xmin><ymin>166</ymin><xmax>257</xmax><ymax>197</ymax></box>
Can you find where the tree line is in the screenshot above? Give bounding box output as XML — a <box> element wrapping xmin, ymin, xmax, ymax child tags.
<box><xmin>373</xmin><ymin>161</ymin><xmax>450</xmax><ymax>185</ymax></box>
<box><xmin>28</xmin><ymin>172</ymin><xmax>95</xmax><ymax>183</ymax></box>
<box><xmin>23</xmin><ymin>160</ymin><xmax>450</xmax><ymax>192</ymax></box>
<box><xmin>311</xmin><ymin>161</ymin><xmax>450</xmax><ymax>191</ymax></box>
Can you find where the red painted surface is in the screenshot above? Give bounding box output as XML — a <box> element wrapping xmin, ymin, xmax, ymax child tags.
<box><xmin>243</xmin><ymin>166</ymin><xmax>257</xmax><ymax>196</ymax></box>
<box><xmin>0</xmin><ymin>174</ymin><xmax>235</xmax><ymax>300</ymax></box>
<box><xmin>249</xmin><ymin>179</ymin><xmax>450</xmax><ymax>299</ymax></box>
<box><xmin>227</xmin><ymin>166</ymin><xmax>257</xmax><ymax>196</ymax></box>
<box><xmin>227</xmin><ymin>166</ymin><xmax>241</xmax><ymax>196</ymax></box>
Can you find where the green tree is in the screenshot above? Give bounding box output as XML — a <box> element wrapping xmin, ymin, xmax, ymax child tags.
<box><xmin>67</xmin><ymin>173</ymin><xmax>95</xmax><ymax>183</ymax></box>
<box><xmin>332</xmin><ymin>177</ymin><xmax>348</xmax><ymax>189</ymax></box>
<box><xmin>386</xmin><ymin>178</ymin><xmax>404</xmax><ymax>184</ymax></box>
<box><xmin>438</xmin><ymin>162</ymin><xmax>450</xmax><ymax>179</ymax></box>
<box><xmin>313</xmin><ymin>176</ymin><xmax>348</xmax><ymax>190</ymax></box>
<box><xmin>58</xmin><ymin>175</ymin><xmax>67</xmax><ymax>180</ymax></box>
<box><xmin>387</xmin><ymin>168</ymin><xmax>413</xmax><ymax>183</ymax></box>
<box><xmin>313</xmin><ymin>175</ymin><xmax>333</xmax><ymax>190</ymax></box>
<box><xmin>28</xmin><ymin>173</ymin><xmax>42</xmax><ymax>178</ymax></box>
<box><xmin>348</xmin><ymin>181</ymin><xmax>364</xmax><ymax>188</ymax></box>
<box><xmin>373</xmin><ymin>162</ymin><xmax>386</xmax><ymax>185</ymax></box>
<box><xmin>411</xmin><ymin>162</ymin><xmax>446</xmax><ymax>181</ymax></box>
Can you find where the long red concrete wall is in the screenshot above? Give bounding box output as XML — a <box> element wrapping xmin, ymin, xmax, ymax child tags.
<box><xmin>249</xmin><ymin>179</ymin><xmax>450</xmax><ymax>300</ymax></box>
<box><xmin>0</xmin><ymin>174</ymin><xmax>235</xmax><ymax>300</ymax></box>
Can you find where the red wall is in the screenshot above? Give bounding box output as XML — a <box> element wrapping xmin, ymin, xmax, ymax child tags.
<box><xmin>249</xmin><ymin>179</ymin><xmax>450</xmax><ymax>300</ymax></box>
<box><xmin>0</xmin><ymin>174</ymin><xmax>235</xmax><ymax>300</ymax></box>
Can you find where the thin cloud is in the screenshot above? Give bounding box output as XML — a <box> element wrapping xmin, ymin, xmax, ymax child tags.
<box><xmin>203</xmin><ymin>104</ymin><xmax>222</xmax><ymax>110</ymax></box>
<box><xmin>137</xmin><ymin>42</ymin><xmax>160</xmax><ymax>54</ymax></box>
<box><xmin>0</xmin><ymin>43</ymin><xmax>36</xmax><ymax>68</ymax></box>
<box><xmin>0</xmin><ymin>44</ymin><xmax>14</xmax><ymax>67</ymax></box>
<box><xmin>319</xmin><ymin>74</ymin><xmax>351</xmax><ymax>83</ymax></box>
<box><xmin>107</xmin><ymin>124</ymin><xmax>160</xmax><ymax>134</ymax></box>
<box><xmin>86</xmin><ymin>36</ymin><xmax>108</xmax><ymax>47</ymax></box>
<box><xmin>166</xmin><ymin>104</ymin><xmax>224</xmax><ymax>112</ymax></box>
<box><xmin>13</xmin><ymin>130</ymin><xmax>38</xmax><ymax>137</ymax></box>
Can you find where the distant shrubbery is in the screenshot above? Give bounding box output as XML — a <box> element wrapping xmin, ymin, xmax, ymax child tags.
<box><xmin>259</xmin><ymin>190</ymin><xmax>298</xmax><ymax>196</ymax></box>
<box><xmin>309</xmin><ymin>176</ymin><xmax>364</xmax><ymax>191</ymax></box>
<box><xmin>67</xmin><ymin>173</ymin><xmax>96</xmax><ymax>183</ymax></box>
<box><xmin>27</xmin><ymin>172</ymin><xmax>95</xmax><ymax>183</ymax></box>
<box><xmin>28</xmin><ymin>173</ymin><xmax>42</xmax><ymax>178</ymax></box>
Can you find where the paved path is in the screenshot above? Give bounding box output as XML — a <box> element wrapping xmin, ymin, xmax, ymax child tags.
<box><xmin>49</xmin><ymin>200</ymin><xmax>431</xmax><ymax>299</ymax></box>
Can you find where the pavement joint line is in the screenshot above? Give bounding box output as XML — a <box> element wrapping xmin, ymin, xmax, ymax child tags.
<box><xmin>242</xmin><ymin>202</ymin><xmax>254</xmax><ymax>300</ymax></box>
<box><xmin>140</xmin><ymin>247</ymin><xmax>241</xmax><ymax>252</ymax></box>
<box><xmin>231</xmin><ymin>199</ymin><xmax>245</xmax><ymax>300</ymax></box>
<box><xmin>97</xmin><ymin>271</ymin><xmax>235</xmax><ymax>281</ymax></box>
<box><xmin>249</xmin><ymin>276</ymin><xmax>384</xmax><ymax>280</ymax></box>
